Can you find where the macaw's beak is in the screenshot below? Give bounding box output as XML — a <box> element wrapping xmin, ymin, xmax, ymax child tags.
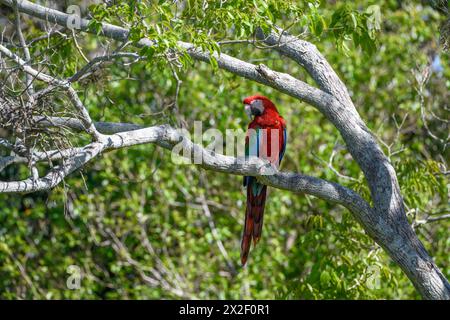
<box><xmin>244</xmin><ymin>104</ymin><xmax>252</xmax><ymax>119</ymax></box>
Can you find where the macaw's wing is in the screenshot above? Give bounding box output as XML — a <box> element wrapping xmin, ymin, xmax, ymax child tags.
<box><xmin>262</xmin><ymin>126</ymin><xmax>286</xmax><ymax>168</ymax></box>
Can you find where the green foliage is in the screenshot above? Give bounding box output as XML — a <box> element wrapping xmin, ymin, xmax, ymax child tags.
<box><xmin>86</xmin><ymin>0</ymin><xmax>381</xmax><ymax>70</ymax></box>
<box><xmin>329</xmin><ymin>3</ymin><xmax>381</xmax><ymax>54</ymax></box>
<box><xmin>0</xmin><ymin>0</ymin><xmax>448</xmax><ymax>300</ymax></box>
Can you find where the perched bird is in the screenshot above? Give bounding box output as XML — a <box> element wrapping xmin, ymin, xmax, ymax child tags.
<box><xmin>241</xmin><ymin>95</ymin><xmax>287</xmax><ymax>266</ymax></box>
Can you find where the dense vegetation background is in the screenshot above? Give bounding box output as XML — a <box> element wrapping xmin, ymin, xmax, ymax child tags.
<box><xmin>0</xmin><ymin>0</ymin><xmax>448</xmax><ymax>299</ymax></box>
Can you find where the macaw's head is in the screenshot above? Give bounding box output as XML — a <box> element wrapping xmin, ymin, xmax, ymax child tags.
<box><xmin>243</xmin><ymin>95</ymin><xmax>278</xmax><ymax>119</ymax></box>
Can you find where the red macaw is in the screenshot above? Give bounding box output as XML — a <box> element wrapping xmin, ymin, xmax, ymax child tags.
<box><xmin>241</xmin><ymin>95</ymin><xmax>287</xmax><ymax>266</ymax></box>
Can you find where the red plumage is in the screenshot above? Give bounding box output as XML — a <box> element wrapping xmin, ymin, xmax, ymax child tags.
<box><xmin>241</xmin><ymin>95</ymin><xmax>287</xmax><ymax>266</ymax></box>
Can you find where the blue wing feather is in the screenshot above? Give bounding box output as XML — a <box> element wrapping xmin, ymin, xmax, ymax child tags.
<box><xmin>279</xmin><ymin>127</ymin><xmax>287</xmax><ymax>164</ymax></box>
<box><xmin>243</xmin><ymin>127</ymin><xmax>261</xmax><ymax>188</ymax></box>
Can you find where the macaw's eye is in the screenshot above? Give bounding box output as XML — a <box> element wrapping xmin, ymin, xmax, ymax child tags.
<box><xmin>250</xmin><ymin>100</ymin><xmax>264</xmax><ymax>116</ymax></box>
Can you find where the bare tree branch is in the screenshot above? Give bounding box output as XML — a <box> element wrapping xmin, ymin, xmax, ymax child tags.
<box><xmin>69</xmin><ymin>52</ymin><xmax>141</xmax><ymax>83</ymax></box>
<box><xmin>0</xmin><ymin>141</ymin><xmax>103</xmax><ymax>193</ymax></box>
<box><xmin>0</xmin><ymin>43</ymin><xmax>101</xmax><ymax>140</ymax></box>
